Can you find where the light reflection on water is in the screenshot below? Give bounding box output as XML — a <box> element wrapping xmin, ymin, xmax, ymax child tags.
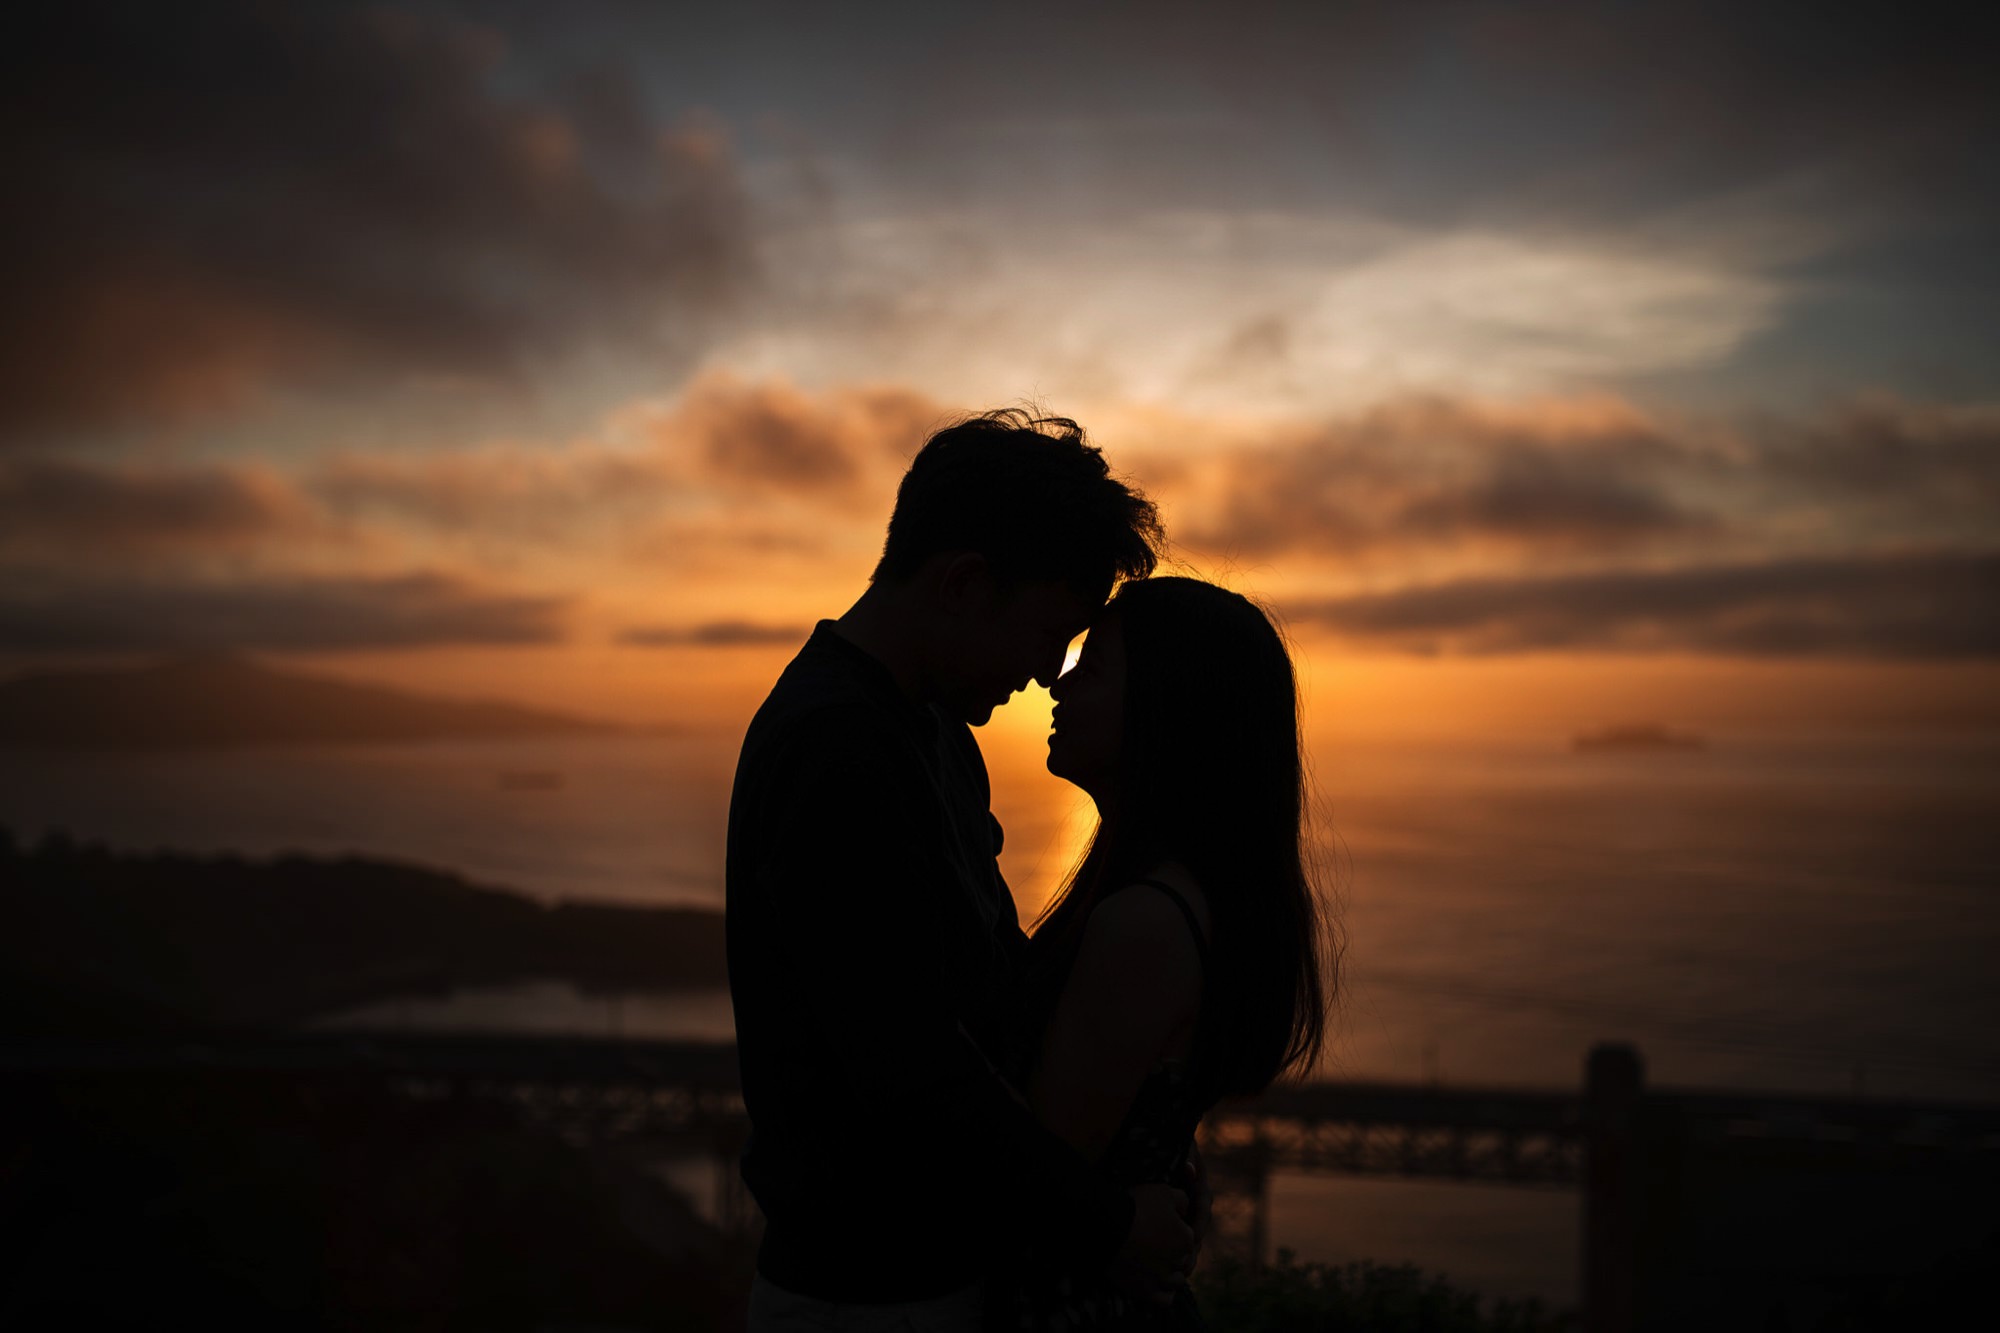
<box><xmin>5</xmin><ymin>728</ymin><xmax>1995</xmax><ymax>1099</ymax></box>
<box><xmin>311</xmin><ymin>981</ymin><xmax>738</xmax><ymax>1042</ymax></box>
<box><xmin>5</xmin><ymin>726</ymin><xmax>1997</xmax><ymax>1307</ymax></box>
<box><xmin>0</xmin><ymin>732</ymin><xmax>737</xmax><ymax>907</ymax></box>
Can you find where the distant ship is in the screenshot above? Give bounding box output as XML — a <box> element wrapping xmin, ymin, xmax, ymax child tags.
<box><xmin>1572</xmin><ymin>723</ymin><xmax>1707</xmax><ymax>753</ymax></box>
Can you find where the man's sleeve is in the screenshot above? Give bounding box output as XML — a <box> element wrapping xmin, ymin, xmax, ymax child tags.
<box><xmin>747</xmin><ymin>705</ymin><xmax>1134</xmax><ymax>1273</ymax></box>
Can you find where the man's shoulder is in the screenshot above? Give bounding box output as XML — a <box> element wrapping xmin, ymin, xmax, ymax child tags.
<box><xmin>740</xmin><ymin>668</ymin><xmax>914</xmax><ymax>791</ymax></box>
<box><xmin>744</xmin><ymin>693</ymin><xmax>884</xmax><ymax>769</ymax></box>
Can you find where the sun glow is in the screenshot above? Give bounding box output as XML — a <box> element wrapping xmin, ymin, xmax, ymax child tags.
<box><xmin>981</xmin><ymin>677</ymin><xmax>1102</xmax><ymax>926</ymax></box>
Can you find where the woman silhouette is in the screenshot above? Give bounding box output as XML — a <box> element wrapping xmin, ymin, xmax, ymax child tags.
<box><xmin>1000</xmin><ymin>576</ymin><xmax>1337</xmax><ymax>1330</ymax></box>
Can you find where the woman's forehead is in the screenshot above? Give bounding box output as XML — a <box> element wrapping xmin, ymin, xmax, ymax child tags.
<box><xmin>1079</xmin><ymin>612</ymin><xmax>1125</xmax><ymax>653</ymax></box>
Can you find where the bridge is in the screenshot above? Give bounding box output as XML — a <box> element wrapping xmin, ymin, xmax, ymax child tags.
<box><xmin>8</xmin><ymin>1035</ymin><xmax>1996</xmax><ymax>1332</ymax></box>
<box><xmin>1</xmin><ymin>1031</ymin><xmax>1585</xmax><ymax>1240</ymax></box>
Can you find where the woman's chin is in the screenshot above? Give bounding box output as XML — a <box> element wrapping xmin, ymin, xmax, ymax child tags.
<box><xmin>1045</xmin><ymin>743</ymin><xmax>1072</xmax><ymax>783</ymax></box>
<box><xmin>1047</xmin><ymin>759</ymin><xmax>1096</xmax><ymax>801</ymax></box>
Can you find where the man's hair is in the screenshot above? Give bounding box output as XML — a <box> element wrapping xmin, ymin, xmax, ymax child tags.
<box><xmin>872</xmin><ymin>409</ymin><xmax>1164</xmax><ymax>597</ymax></box>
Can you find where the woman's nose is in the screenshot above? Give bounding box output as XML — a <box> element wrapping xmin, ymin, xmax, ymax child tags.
<box><xmin>1034</xmin><ymin>646</ymin><xmax>1069</xmax><ymax>693</ymax></box>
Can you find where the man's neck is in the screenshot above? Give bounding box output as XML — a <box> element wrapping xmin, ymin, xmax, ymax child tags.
<box><xmin>831</xmin><ymin>583</ymin><xmax>932</xmax><ymax>705</ymax></box>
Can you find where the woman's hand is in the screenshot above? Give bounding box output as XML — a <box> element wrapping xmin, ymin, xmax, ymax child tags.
<box><xmin>1102</xmin><ymin>1182</ymin><xmax>1193</xmax><ymax>1307</ymax></box>
<box><xmin>1175</xmin><ymin>1141</ymin><xmax>1214</xmax><ymax>1266</ymax></box>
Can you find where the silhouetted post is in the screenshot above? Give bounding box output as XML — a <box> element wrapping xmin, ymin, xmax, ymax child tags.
<box><xmin>1584</xmin><ymin>1043</ymin><xmax>1643</xmax><ymax>1333</ymax></box>
<box><xmin>1245</xmin><ymin>1138</ymin><xmax>1271</xmax><ymax>1269</ymax></box>
<box><xmin>1196</xmin><ymin>1129</ymin><xmax>1272</xmax><ymax>1268</ymax></box>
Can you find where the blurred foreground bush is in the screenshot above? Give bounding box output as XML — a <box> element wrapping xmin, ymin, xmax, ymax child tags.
<box><xmin>1193</xmin><ymin>1250</ymin><xmax>1574</xmax><ymax>1333</ymax></box>
<box><xmin>0</xmin><ymin>1069</ymin><xmax>755</xmax><ymax>1330</ymax></box>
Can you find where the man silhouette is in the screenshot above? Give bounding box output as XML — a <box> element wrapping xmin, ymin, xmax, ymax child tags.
<box><xmin>726</xmin><ymin>411</ymin><xmax>1194</xmax><ymax>1331</ymax></box>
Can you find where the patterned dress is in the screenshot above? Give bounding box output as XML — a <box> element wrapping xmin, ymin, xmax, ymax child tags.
<box><xmin>993</xmin><ymin>880</ymin><xmax>1215</xmax><ymax>1332</ymax></box>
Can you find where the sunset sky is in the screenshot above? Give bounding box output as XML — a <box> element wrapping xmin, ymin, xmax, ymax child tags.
<box><xmin>5</xmin><ymin>1</ymin><xmax>1997</xmax><ymax>738</ymax></box>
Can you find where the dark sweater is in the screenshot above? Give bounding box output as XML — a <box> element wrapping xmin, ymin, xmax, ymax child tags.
<box><xmin>725</xmin><ymin>622</ymin><xmax>1133</xmax><ymax>1301</ymax></box>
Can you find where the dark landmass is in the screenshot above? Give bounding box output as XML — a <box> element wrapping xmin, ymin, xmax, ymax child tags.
<box><xmin>0</xmin><ymin>829</ymin><xmax>725</xmax><ymax>1035</ymax></box>
<box><xmin>1</xmin><ymin>833</ymin><xmax>747</xmax><ymax>1325</ymax></box>
<box><xmin>0</xmin><ymin>653</ymin><xmax>622</xmax><ymax>750</ymax></box>
<box><xmin>2</xmin><ymin>1049</ymin><xmax>753</xmax><ymax>1329</ymax></box>
<box><xmin>1572</xmin><ymin>722</ymin><xmax>1707</xmax><ymax>753</ymax></box>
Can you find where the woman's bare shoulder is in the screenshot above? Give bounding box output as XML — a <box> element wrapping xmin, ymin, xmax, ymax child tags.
<box><xmin>1083</xmin><ymin>861</ymin><xmax>1210</xmax><ymax>963</ymax></box>
<box><xmin>1130</xmin><ymin>860</ymin><xmax>1211</xmax><ymax>941</ymax></box>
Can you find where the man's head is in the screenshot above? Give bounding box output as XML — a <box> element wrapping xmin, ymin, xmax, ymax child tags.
<box><xmin>872</xmin><ymin>410</ymin><xmax>1163</xmax><ymax>724</ymax></box>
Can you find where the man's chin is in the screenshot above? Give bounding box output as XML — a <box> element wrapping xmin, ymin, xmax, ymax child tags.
<box><xmin>937</xmin><ymin>693</ymin><xmax>998</xmax><ymax>727</ymax></box>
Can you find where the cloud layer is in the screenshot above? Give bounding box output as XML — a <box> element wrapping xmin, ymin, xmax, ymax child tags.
<box><xmin>1173</xmin><ymin>396</ymin><xmax>2000</xmax><ymax>570</ymax></box>
<box><xmin>10</xmin><ymin>0</ymin><xmax>1996</xmax><ymax>453</ymax></box>
<box><xmin>3</xmin><ymin>1</ymin><xmax>752</xmax><ymax>440</ymax></box>
<box><xmin>0</xmin><ymin>572</ymin><xmax>567</xmax><ymax>653</ymax></box>
<box><xmin>0</xmin><ymin>457</ymin><xmax>324</xmax><ymax>557</ymax></box>
<box><xmin>3</xmin><ymin>380</ymin><xmax>1993</xmax><ymax>660</ymax></box>
<box><xmin>308</xmin><ymin>374</ymin><xmax>939</xmax><ymax>547</ymax></box>
<box><xmin>1284</xmin><ymin>550</ymin><xmax>2000</xmax><ymax>659</ymax></box>
<box><xmin>618</xmin><ymin>621</ymin><xmax>811</xmax><ymax>649</ymax></box>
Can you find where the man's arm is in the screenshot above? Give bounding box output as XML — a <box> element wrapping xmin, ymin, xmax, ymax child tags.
<box><xmin>1177</xmin><ymin>1141</ymin><xmax>1213</xmax><ymax>1265</ymax></box>
<box><xmin>749</xmin><ymin>706</ymin><xmax>1160</xmax><ymax>1275</ymax></box>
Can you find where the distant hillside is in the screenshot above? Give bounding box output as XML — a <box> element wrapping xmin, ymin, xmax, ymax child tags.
<box><xmin>0</xmin><ymin>830</ymin><xmax>725</xmax><ymax>1035</ymax></box>
<box><xmin>0</xmin><ymin>654</ymin><xmax>619</xmax><ymax>749</ymax></box>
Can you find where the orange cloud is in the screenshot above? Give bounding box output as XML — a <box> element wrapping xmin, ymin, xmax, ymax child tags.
<box><xmin>618</xmin><ymin>620</ymin><xmax>810</xmax><ymax>648</ymax></box>
<box><xmin>313</xmin><ymin>374</ymin><xmax>948</xmax><ymax>549</ymax></box>
<box><xmin>312</xmin><ymin>447</ymin><xmax>665</xmax><ymax>544</ymax></box>
<box><xmin>5</xmin><ymin>380</ymin><xmax>1994</xmax><ymax>663</ymax></box>
<box><xmin>0</xmin><ymin>571</ymin><xmax>570</xmax><ymax>653</ymax></box>
<box><xmin>642</xmin><ymin>373</ymin><xmax>944</xmax><ymax>499</ymax></box>
<box><xmin>0</xmin><ymin>456</ymin><xmax>331</xmax><ymax>560</ymax></box>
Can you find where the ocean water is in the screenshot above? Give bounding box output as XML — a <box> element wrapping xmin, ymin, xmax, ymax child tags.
<box><xmin>5</xmin><ymin>725</ymin><xmax>1996</xmax><ymax>1305</ymax></box>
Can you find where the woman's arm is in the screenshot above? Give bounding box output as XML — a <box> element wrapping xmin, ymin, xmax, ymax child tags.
<box><xmin>1028</xmin><ymin>885</ymin><xmax>1206</xmax><ymax>1161</ymax></box>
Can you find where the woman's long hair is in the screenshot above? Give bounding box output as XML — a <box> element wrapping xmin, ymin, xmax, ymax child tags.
<box><xmin>1033</xmin><ymin>576</ymin><xmax>1334</xmax><ymax>1100</ymax></box>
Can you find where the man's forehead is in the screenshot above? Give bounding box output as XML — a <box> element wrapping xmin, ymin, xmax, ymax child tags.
<box><xmin>1051</xmin><ymin>587</ymin><xmax>1105</xmax><ymax>639</ymax></box>
<box><xmin>1006</xmin><ymin>577</ymin><xmax>1102</xmax><ymax>628</ymax></box>
<box><xmin>997</xmin><ymin>581</ymin><xmax>1098</xmax><ymax>682</ymax></box>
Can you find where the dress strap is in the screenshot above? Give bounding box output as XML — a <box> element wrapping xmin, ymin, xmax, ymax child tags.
<box><xmin>1128</xmin><ymin>878</ymin><xmax>1211</xmax><ymax>976</ymax></box>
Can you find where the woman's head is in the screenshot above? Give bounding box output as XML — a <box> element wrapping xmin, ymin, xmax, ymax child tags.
<box><xmin>1050</xmin><ymin>577</ymin><xmax>1301</xmax><ymax>828</ymax></box>
<box><xmin>1040</xmin><ymin>576</ymin><xmax>1332</xmax><ymax>1098</ymax></box>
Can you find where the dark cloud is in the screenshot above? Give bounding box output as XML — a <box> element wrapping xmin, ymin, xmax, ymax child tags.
<box><xmin>1750</xmin><ymin>399</ymin><xmax>2000</xmax><ymax>513</ymax></box>
<box><xmin>1396</xmin><ymin>451</ymin><xmax>1694</xmax><ymax>546</ymax></box>
<box><xmin>1175</xmin><ymin>394</ymin><xmax>2000</xmax><ymax>566</ymax></box>
<box><xmin>304</xmin><ymin>375</ymin><xmax>946</xmax><ymax>547</ymax></box>
<box><xmin>1181</xmin><ymin>398</ymin><xmax>1702</xmax><ymax>559</ymax></box>
<box><xmin>618</xmin><ymin>620</ymin><xmax>809</xmax><ymax>648</ymax></box>
<box><xmin>1367</xmin><ymin>2</ymin><xmax>2000</xmax><ymax>225</ymax></box>
<box><xmin>0</xmin><ymin>456</ymin><xmax>321</xmax><ymax>556</ymax></box>
<box><xmin>1376</xmin><ymin>3</ymin><xmax>1991</xmax><ymax>226</ymax></box>
<box><xmin>560</xmin><ymin>0</ymin><xmax>1994</xmax><ymax>226</ymax></box>
<box><xmin>1284</xmin><ymin>549</ymin><xmax>2000</xmax><ymax>659</ymax></box>
<box><xmin>448</xmin><ymin>2</ymin><xmax>2000</xmax><ymax>403</ymax></box>
<box><xmin>0</xmin><ymin>571</ymin><xmax>568</xmax><ymax>652</ymax></box>
<box><xmin>667</xmin><ymin>375</ymin><xmax>941</xmax><ymax>497</ymax></box>
<box><xmin>1</xmin><ymin>1</ymin><xmax>753</xmax><ymax>440</ymax></box>
<box><xmin>309</xmin><ymin>448</ymin><xmax>662</xmax><ymax>543</ymax></box>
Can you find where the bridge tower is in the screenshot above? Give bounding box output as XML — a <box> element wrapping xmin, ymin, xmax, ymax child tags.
<box><xmin>1198</xmin><ymin>1125</ymin><xmax>1273</xmax><ymax>1267</ymax></box>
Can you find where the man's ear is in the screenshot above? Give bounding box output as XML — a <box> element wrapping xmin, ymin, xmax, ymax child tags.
<box><xmin>935</xmin><ymin>551</ymin><xmax>995</xmax><ymax>615</ymax></box>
